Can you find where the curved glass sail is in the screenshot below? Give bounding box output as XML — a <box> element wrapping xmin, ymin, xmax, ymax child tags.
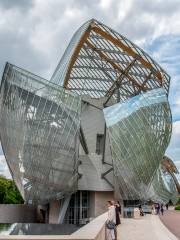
<box><xmin>148</xmin><ymin>166</ymin><xmax>178</xmax><ymax>204</ymax></box>
<box><xmin>103</xmin><ymin>88</ymin><xmax>172</xmax><ymax>200</ymax></box>
<box><xmin>51</xmin><ymin>19</ymin><xmax>170</xmax><ymax>101</ymax></box>
<box><xmin>0</xmin><ymin>63</ymin><xmax>81</xmax><ymax>204</ymax></box>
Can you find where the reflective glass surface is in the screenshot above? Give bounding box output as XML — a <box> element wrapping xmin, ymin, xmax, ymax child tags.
<box><xmin>0</xmin><ymin>63</ymin><xmax>81</xmax><ymax>203</ymax></box>
<box><xmin>148</xmin><ymin>166</ymin><xmax>178</xmax><ymax>204</ymax></box>
<box><xmin>103</xmin><ymin>88</ymin><xmax>172</xmax><ymax>200</ymax></box>
<box><xmin>0</xmin><ymin>223</ymin><xmax>80</xmax><ymax>235</ymax></box>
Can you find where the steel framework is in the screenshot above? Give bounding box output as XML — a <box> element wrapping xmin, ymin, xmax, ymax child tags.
<box><xmin>51</xmin><ymin>19</ymin><xmax>170</xmax><ymax>104</ymax></box>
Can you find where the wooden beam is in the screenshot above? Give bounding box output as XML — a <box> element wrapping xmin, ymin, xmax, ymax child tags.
<box><xmin>91</xmin><ymin>26</ymin><xmax>162</xmax><ymax>84</ymax></box>
<box><xmin>106</xmin><ymin>57</ymin><xmax>138</xmax><ymax>97</ymax></box>
<box><xmin>135</xmin><ymin>72</ymin><xmax>152</xmax><ymax>95</ymax></box>
<box><xmin>63</xmin><ymin>26</ymin><xmax>92</xmax><ymax>88</ymax></box>
<box><xmin>86</xmin><ymin>40</ymin><xmax>148</xmax><ymax>95</ymax></box>
<box><xmin>63</xmin><ymin>22</ymin><xmax>162</xmax><ymax>94</ymax></box>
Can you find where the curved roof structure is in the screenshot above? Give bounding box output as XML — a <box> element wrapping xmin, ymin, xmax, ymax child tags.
<box><xmin>162</xmin><ymin>156</ymin><xmax>180</xmax><ymax>194</ymax></box>
<box><xmin>162</xmin><ymin>155</ymin><xmax>179</xmax><ymax>174</ymax></box>
<box><xmin>51</xmin><ymin>19</ymin><xmax>170</xmax><ymax>103</ymax></box>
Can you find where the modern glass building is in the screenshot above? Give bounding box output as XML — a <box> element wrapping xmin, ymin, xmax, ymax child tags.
<box><xmin>0</xmin><ymin>19</ymin><xmax>179</xmax><ymax>222</ymax></box>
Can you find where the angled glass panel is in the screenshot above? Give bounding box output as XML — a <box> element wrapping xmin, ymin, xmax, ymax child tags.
<box><xmin>103</xmin><ymin>88</ymin><xmax>172</xmax><ymax>200</ymax></box>
<box><xmin>0</xmin><ymin>63</ymin><xmax>81</xmax><ymax>204</ymax></box>
<box><xmin>148</xmin><ymin>166</ymin><xmax>178</xmax><ymax>204</ymax></box>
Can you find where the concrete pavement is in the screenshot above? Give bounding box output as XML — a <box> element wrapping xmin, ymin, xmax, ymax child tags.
<box><xmin>159</xmin><ymin>210</ymin><xmax>180</xmax><ymax>239</ymax></box>
<box><xmin>117</xmin><ymin>214</ymin><xmax>178</xmax><ymax>240</ymax></box>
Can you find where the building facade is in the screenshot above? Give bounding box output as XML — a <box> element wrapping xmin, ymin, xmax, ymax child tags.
<box><xmin>0</xmin><ymin>19</ymin><xmax>179</xmax><ymax>223</ymax></box>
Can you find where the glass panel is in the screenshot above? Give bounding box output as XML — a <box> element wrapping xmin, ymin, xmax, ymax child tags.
<box><xmin>0</xmin><ymin>63</ymin><xmax>81</xmax><ymax>204</ymax></box>
<box><xmin>148</xmin><ymin>166</ymin><xmax>178</xmax><ymax>204</ymax></box>
<box><xmin>65</xmin><ymin>191</ymin><xmax>90</xmax><ymax>225</ymax></box>
<box><xmin>103</xmin><ymin>88</ymin><xmax>172</xmax><ymax>201</ymax></box>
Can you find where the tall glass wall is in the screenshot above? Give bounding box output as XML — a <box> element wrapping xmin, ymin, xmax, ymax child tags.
<box><xmin>103</xmin><ymin>88</ymin><xmax>172</xmax><ymax>200</ymax></box>
<box><xmin>0</xmin><ymin>63</ymin><xmax>81</xmax><ymax>204</ymax></box>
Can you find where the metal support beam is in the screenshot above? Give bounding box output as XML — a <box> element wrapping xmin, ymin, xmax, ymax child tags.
<box><xmin>85</xmin><ymin>40</ymin><xmax>148</xmax><ymax>97</ymax></box>
<box><xmin>103</xmin><ymin>86</ymin><xmax>117</xmax><ymax>107</ymax></box>
<box><xmin>102</xmin><ymin>123</ymin><xmax>107</xmax><ymax>164</ymax></box>
<box><xmin>84</xmin><ymin>45</ymin><xmax>115</xmax><ymax>84</ymax></box>
<box><xmin>106</xmin><ymin>57</ymin><xmax>138</xmax><ymax>97</ymax></box>
<box><xmin>63</xmin><ymin>24</ymin><xmax>93</xmax><ymax>88</ymax></box>
<box><xmin>91</xmin><ymin>25</ymin><xmax>162</xmax><ymax>83</ymax></box>
<box><xmin>116</xmin><ymin>83</ymin><xmax>120</xmax><ymax>103</ymax></box>
<box><xmin>58</xmin><ymin>195</ymin><xmax>71</xmax><ymax>224</ymax></box>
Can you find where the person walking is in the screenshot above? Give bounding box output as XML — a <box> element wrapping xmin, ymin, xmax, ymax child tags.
<box><xmin>157</xmin><ymin>203</ymin><xmax>160</xmax><ymax>215</ymax></box>
<box><xmin>115</xmin><ymin>201</ymin><xmax>121</xmax><ymax>224</ymax></box>
<box><xmin>139</xmin><ymin>204</ymin><xmax>144</xmax><ymax>216</ymax></box>
<box><xmin>117</xmin><ymin>201</ymin><xmax>121</xmax><ymax>215</ymax></box>
<box><xmin>106</xmin><ymin>201</ymin><xmax>116</xmax><ymax>240</ymax></box>
<box><xmin>113</xmin><ymin>201</ymin><xmax>121</xmax><ymax>240</ymax></box>
<box><xmin>155</xmin><ymin>203</ymin><xmax>158</xmax><ymax>214</ymax></box>
<box><xmin>165</xmin><ymin>203</ymin><xmax>169</xmax><ymax>210</ymax></box>
<box><xmin>151</xmin><ymin>204</ymin><xmax>155</xmax><ymax>214</ymax></box>
<box><xmin>160</xmin><ymin>204</ymin><xmax>164</xmax><ymax>215</ymax></box>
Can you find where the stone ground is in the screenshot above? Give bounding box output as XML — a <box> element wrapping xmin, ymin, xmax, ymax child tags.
<box><xmin>159</xmin><ymin>209</ymin><xmax>180</xmax><ymax>239</ymax></box>
<box><xmin>117</xmin><ymin>213</ymin><xmax>178</xmax><ymax>240</ymax></box>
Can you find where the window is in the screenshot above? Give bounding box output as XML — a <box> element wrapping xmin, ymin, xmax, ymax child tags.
<box><xmin>96</xmin><ymin>134</ymin><xmax>104</xmax><ymax>155</ymax></box>
<box><xmin>65</xmin><ymin>191</ymin><xmax>90</xmax><ymax>224</ymax></box>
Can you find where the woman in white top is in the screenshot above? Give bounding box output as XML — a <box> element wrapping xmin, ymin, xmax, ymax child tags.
<box><xmin>106</xmin><ymin>201</ymin><xmax>116</xmax><ymax>240</ymax></box>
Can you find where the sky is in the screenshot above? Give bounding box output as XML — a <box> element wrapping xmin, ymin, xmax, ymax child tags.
<box><xmin>0</xmin><ymin>0</ymin><xmax>180</xmax><ymax>181</ymax></box>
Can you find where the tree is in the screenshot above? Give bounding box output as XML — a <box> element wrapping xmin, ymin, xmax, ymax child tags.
<box><xmin>0</xmin><ymin>176</ymin><xmax>24</xmax><ymax>204</ymax></box>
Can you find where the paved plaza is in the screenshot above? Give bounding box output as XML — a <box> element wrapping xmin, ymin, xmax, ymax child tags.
<box><xmin>159</xmin><ymin>210</ymin><xmax>180</xmax><ymax>239</ymax></box>
<box><xmin>117</xmin><ymin>212</ymin><xmax>178</xmax><ymax>240</ymax></box>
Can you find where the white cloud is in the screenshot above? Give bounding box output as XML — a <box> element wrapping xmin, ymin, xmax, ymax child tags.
<box><xmin>0</xmin><ymin>155</ymin><xmax>11</xmax><ymax>179</ymax></box>
<box><xmin>173</xmin><ymin>160</ymin><xmax>180</xmax><ymax>181</ymax></box>
<box><xmin>166</xmin><ymin>121</ymin><xmax>180</xmax><ymax>180</ymax></box>
<box><xmin>175</xmin><ymin>161</ymin><xmax>180</xmax><ymax>171</ymax></box>
<box><xmin>144</xmin><ymin>34</ymin><xmax>180</xmax><ymax>126</ymax></box>
<box><xmin>167</xmin><ymin>121</ymin><xmax>180</xmax><ymax>151</ymax></box>
<box><xmin>0</xmin><ymin>0</ymin><xmax>180</xmax><ymax>79</ymax></box>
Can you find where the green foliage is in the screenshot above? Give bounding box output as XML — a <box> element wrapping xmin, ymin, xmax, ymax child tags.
<box><xmin>177</xmin><ymin>198</ymin><xmax>180</xmax><ymax>205</ymax></box>
<box><xmin>0</xmin><ymin>223</ymin><xmax>11</xmax><ymax>231</ymax></box>
<box><xmin>0</xmin><ymin>176</ymin><xmax>24</xmax><ymax>204</ymax></box>
<box><xmin>175</xmin><ymin>205</ymin><xmax>180</xmax><ymax>211</ymax></box>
